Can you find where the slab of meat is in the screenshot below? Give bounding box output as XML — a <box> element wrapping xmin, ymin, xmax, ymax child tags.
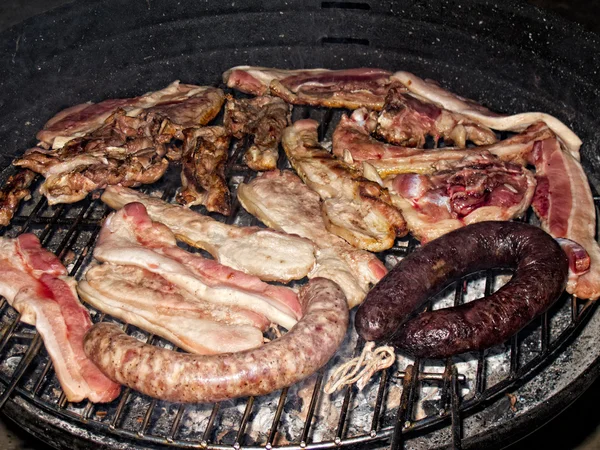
<box><xmin>224</xmin><ymin>66</ymin><xmax>392</xmax><ymax>110</ymax></box>
<box><xmin>14</xmin><ymin>110</ymin><xmax>169</xmax><ymax>204</ymax></box>
<box><xmin>94</xmin><ymin>202</ymin><xmax>302</xmax><ymax>329</ymax></box>
<box><xmin>78</xmin><ymin>264</ymin><xmax>268</xmax><ymax>354</ymax></box>
<box><xmin>375</xmin><ymin>86</ymin><xmax>497</xmax><ymax>148</ymax></box>
<box><xmin>283</xmin><ymin>119</ymin><xmax>407</xmax><ymax>251</ymax></box>
<box><xmin>84</xmin><ymin>278</ymin><xmax>348</xmax><ymax>403</ymax></box>
<box><xmin>37</xmin><ymin>82</ymin><xmax>224</xmax><ymax>149</ymax></box>
<box><xmin>0</xmin><ymin>170</ymin><xmax>35</xmax><ymax>226</ymax></box>
<box><xmin>392</xmin><ymin>72</ymin><xmax>582</xmax><ymax>158</ymax></box>
<box><xmin>224</xmin><ymin>95</ymin><xmax>291</xmax><ymax>171</ymax></box>
<box><xmin>530</xmin><ymin>138</ymin><xmax>600</xmax><ymax>300</ymax></box>
<box><xmin>387</xmin><ymin>153</ymin><xmax>536</xmax><ymax>242</ymax></box>
<box><xmin>101</xmin><ymin>186</ymin><xmax>316</xmax><ymax>282</ymax></box>
<box><xmin>177</xmin><ymin>126</ymin><xmax>231</xmax><ymax>215</ymax></box>
<box><xmin>0</xmin><ymin>234</ymin><xmax>120</xmax><ymax>403</ymax></box>
<box><xmin>238</xmin><ymin>170</ymin><xmax>387</xmax><ymax>308</ymax></box>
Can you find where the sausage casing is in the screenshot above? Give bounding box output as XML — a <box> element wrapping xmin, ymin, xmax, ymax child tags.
<box><xmin>355</xmin><ymin>221</ymin><xmax>568</xmax><ymax>358</ymax></box>
<box><xmin>84</xmin><ymin>278</ymin><xmax>348</xmax><ymax>403</ymax></box>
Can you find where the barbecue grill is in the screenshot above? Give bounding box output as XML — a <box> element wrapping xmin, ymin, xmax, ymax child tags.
<box><xmin>0</xmin><ymin>0</ymin><xmax>599</xmax><ymax>448</ymax></box>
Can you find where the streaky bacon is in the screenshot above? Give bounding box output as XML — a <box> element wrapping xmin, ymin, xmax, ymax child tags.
<box><xmin>0</xmin><ymin>234</ymin><xmax>120</xmax><ymax>403</ymax></box>
<box><xmin>530</xmin><ymin>138</ymin><xmax>600</xmax><ymax>299</ymax></box>
<box><xmin>94</xmin><ymin>203</ymin><xmax>302</xmax><ymax>329</ymax></box>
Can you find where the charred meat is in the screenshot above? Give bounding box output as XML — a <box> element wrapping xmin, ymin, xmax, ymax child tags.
<box><xmin>0</xmin><ymin>170</ymin><xmax>35</xmax><ymax>226</ymax></box>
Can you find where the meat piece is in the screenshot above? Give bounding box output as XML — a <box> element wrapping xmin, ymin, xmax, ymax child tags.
<box><xmin>238</xmin><ymin>170</ymin><xmax>387</xmax><ymax>308</ymax></box>
<box><xmin>0</xmin><ymin>170</ymin><xmax>35</xmax><ymax>226</ymax></box>
<box><xmin>14</xmin><ymin>110</ymin><xmax>169</xmax><ymax>204</ymax></box>
<box><xmin>79</xmin><ymin>264</ymin><xmax>268</xmax><ymax>354</ymax></box>
<box><xmin>101</xmin><ymin>186</ymin><xmax>316</xmax><ymax>282</ymax></box>
<box><xmin>387</xmin><ymin>153</ymin><xmax>536</xmax><ymax>242</ymax></box>
<box><xmin>177</xmin><ymin>126</ymin><xmax>231</xmax><ymax>215</ymax></box>
<box><xmin>375</xmin><ymin>87</ymin><xmax>497</xmax><ymax>147</ymax></box>
<box><xmin>84</xmin><ymin>278</ymin><xmax>348</xmax><ymax>403</ymax></box>
<box><xmin>224</xmin><ymin>66</ymin><xmax>393</xmax><ymax>110</ymax></box>
<box><xmin>283</xmin><ymin>119</ymin><xmax>407</xmax><ymax>251</ymax></box>
<box><xmin>343</xmin><ymin>122</ymin><xmax>554</xmax><ymax>179</ymax></box>
<box><xmin>37</xmin><ymin>82</ymin><xmax>224</xmax><ymax>149</ymax></box>
<box><xmin>94</xmin><ymin>202</ymin><xmax>302</xmax><ymax>329</ymax></box>
<box><xmin>224</xmin><ymin>95</ymin><xmax>291</xmax><ymax>171</ymax></box>
<box><xmin>392</xmin><ymin>72</ymin><xmax>582</xmax><ymax>158</ymax></box>
<box><xmin>0</xmin><ymin>234</ymin><xmax>120</xmax><ymax>403</ymax></box>
<box><xmin>355</xmin><ymin>221</ymin><xmax>568</xmax><ymax>358</ymax></box>
<box><xmin>530</xmin><ymin>138</ymin><xmax>600</xmax><ymax>300</ymax></box>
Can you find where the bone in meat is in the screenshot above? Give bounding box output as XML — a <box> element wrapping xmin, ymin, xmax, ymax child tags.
<box><xmin>387</xmin><ymin>153</ymin><xmax>536</xmax><ymax>243</ymax></box>
<box><xmin>0</xmin><ymin>234</ymin><xmax>120</xmax><ymax>403</ymax></box>
<box><xmin>94</xmin><ymin>203</ymin><xmax>302</xmax><ymax>329</ymax></box>
<box><xmin>224</xmin><ymin>95</ymin><xmax>291</xmax><ymax>171</ymax></box>
<box><xmin>392</xmin><ymin>71</ymin><xmax>582</xmax><ymax>159</ymax></box>
<box><xmin>101</xmin><ymin>186</ymin><xmax>316</xmax><ymax>282</ymax></box>
<box><xmin>224</xmin><ymin>66</ymin><xmax>392</xmax><ymax>110</ymax></box>
<box><xmin>79</xmin><ymin>264</ymin><xmax>268</xmax><ymax>354</ymax></box>
<box><xmin>238</xmin><ymin>170</ymin><xmax>387</xmax><ymax>308</ymax></box>
<box><xmin>282</xmin><ymin>119</ymin><xmax>407</xmax><ymax>252</ymax></box>
<box><xmin>0</xmin><ymin>170</ymin><xmax>35</xmax><ymax>226</ymax></box>
<box><xmin>177</xmin><ymin>126</ymin><xmax>231</xmax><ymax>215</ymax></box>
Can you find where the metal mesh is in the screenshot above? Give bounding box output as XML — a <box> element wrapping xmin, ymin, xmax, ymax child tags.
<box><xmin>0</xmin><ymin>102</ymin><xmax>597</xmax><ymax>450</ymax></box>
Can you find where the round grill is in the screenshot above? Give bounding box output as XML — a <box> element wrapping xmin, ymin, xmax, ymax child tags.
<box><xmin>0</xmin><ymin>1</ymin><xmax>599</xmax><ymax>449</ymax></box>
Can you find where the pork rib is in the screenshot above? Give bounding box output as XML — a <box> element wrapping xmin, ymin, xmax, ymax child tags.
<box><xmin>94</xmin><ymin>203</ymin><xmax>302</xmax><ymax>329</ymax></box>
<box><xmin>79</xmin><ymin>264</ymin><xmax>267</xmax><ymax>354</ymax></box>
<box><xmin>387</xmin><ymin>153</ymin><xmax>536</xmax><ymax>243</ymax></box>
<box><xmin>224</xmin><ymin>66</ymin><xmax>393</xmax><ymax>110</ymax></box>
<box><xmin>530</xmin><ymin>138</ymin><xmax>600</xmax><ymax>300</ymax></box>
<box><xmin>392</xmin><ymin>72</ymin><xmax>582</xmax><ymax>158</ymax></box>
<box><xmin>0</xmin><ymin>234</ymin><xmax>120</xmax><ymax>403</ymax></box>
<box><xmin>238</xmin><ymin>170</ymin><xmax>387</xmax><ymax>308</ymax></box>
<box><xmin>101</xmin><ymin>186</ymin><xmax>316</xmax><ymax>282</ymax></box>
<box><xmin>283</xmin><ymin>119</ymin><xmax>407</xmax><ymax>251</ymax></box>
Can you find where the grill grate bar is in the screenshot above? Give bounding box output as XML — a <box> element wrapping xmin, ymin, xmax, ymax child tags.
<box><xmin>234</xmin><ymin>396</ymin><xmax>255</xmax><ymax>448</ymax></box>
<box><xmin>370</xmin><ymin>367</ymin><xmax>388</xmax><ymax>436</ymax></box>
<box><xmin>168</xmin><ymin>404</ymin><xmax>186</xmax><ymax>443</ymax></box>
<box><xmin>201</xmin><ymin>402</ymin><xmax>220</xmax><ymax>445</ymax></box>
<box><xmin>299</xmin><ymin>369</ymin><xmax>325</xmax><ymax>447</ymax></box>
<box><xmin>450</xmin><ymin>367</ymin><xmax>463</xmax><ymax>450</ymax></box>
<box><xmin>0</xmin><ymin>334</ymin><xmax>42</xmax><ymax>409</ymax></box>
<box><xmin>390</xmin><ymin>362</ymin><xmax>420</xmax><ymax>450</ymax></box>
<box><xmin>334</xmin><ymin>339</ymin><xmax>364</xmax><ymax>443</ymax></box>
<box><xmin>266</xmin><ymin>387</ymin><xmax>288</xmax><ymax>447</ymax></box>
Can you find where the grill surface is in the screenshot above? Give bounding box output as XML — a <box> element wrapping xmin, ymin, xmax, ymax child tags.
<box><xmin>0</xmin><ymin>1</ymin><xmax>599</xmax><ymax>449</ymax></box>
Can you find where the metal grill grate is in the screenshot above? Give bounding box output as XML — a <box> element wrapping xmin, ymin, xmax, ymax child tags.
<box><xmin>0</xmin><ymin>101</ymin><xmax>597</xmax><ymax>450</ymax></box>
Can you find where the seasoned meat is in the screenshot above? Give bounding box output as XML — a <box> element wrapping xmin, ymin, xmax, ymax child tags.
<box><xmin>0</xmin><ymin>169</ymin><xmax>35</xmax><ymax>226</ymax></box>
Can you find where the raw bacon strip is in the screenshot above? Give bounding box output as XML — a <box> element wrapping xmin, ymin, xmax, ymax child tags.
<box><xmin>94</xmin><ymin>203</ymin><xmax>302</xmax><ymax>329</ymax></box>
<box><xmin>78</xmin><ymin>265</ymin><xmax>267</xmax><ymax>354</ymax></box>
<box><xmin>530</xmin><ymin>138</ymin><xmax>600</xmax><ymax>300</ymax></box>
<box><xmin>0</xmin><ymin>234</ymin><xmax>120</xmax><ymax>403</ymax></box>
<box><xmin>283</xmin><ymin>119</ymin><xmax>407</xmax><ymax>252</ymax></box>
<box><xmin>101</xmin><ymin>186</ymin><xmax>316</xmax><ymax>282</ymax></box>
<box><xmin>392</xmin><ymin>72</ymin><xmax>582</xmax><ymax>158</ymax></box>
<box><xmin>0</xmin><ymin>170</ymin><xmax>35</xmax><ymax>226</ymax></box>
<box><xmin>224</xmin><ymin>66</ymin><xmax>392</xmax><ymax>110</ymax></box>
<box><xmin>177</xmin><ymin>126</ymin><xmax>231</xmax><ymax>215</ymax></box>
<box><xmin>37</xmin><ymin>82</ymin><xmax>224</xmax><ymax>149</ymax></box>
<box><xmin>238</xmin><ymin>170</ymin><xmax>387</xmax><ymax>308</ymax></box>
<box><xmin>387</xmin><ymin>153</ymin><xmax>536</xmax><ymax>243</ymax></box>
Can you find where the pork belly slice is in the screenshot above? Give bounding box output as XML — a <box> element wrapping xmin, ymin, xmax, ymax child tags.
<box><xmin>224</xmin><ymin>95</ymin><xmax>291</xmax><ymax>171</ymax></box>
<box><xmin>0</xmin><ymin>234</ymin><xmax>120</xmax><ymax>403</ymax></box>
<box><xmin>282</xmin><ymin>119</ymin><xmax>407</xmax><ymax>252</ymax></box>
<box><xmin>94</xmin><ymin>203</ymin><xmax>302</xmax><ymax>329</ymax></box>
<box><xmin>15</xmin><ymin>110</ymin><xmax>169</xmax><ymax>204</ymax></box>
<box><xmin>238</xmin><ymin>170</ymin><xmax>387</xmax><ymax>308</ymax></box>
<box><xmin>177</xmin><ymin>126</ymin><xmax>231</xmax><ymax>215</ymax></box>
<box><xmin>530</xmin><ymin>138</ymin><xmax>600</xmax><ymax>300</ymax></box>
<box><xmin>37</xmin><ymin>82</ymin><xmax>224</xmax><ymax>149</ymax></box>
<box><xmin>101</xmin><ymin>186</ymin><xmax>315</xmax><ymax>282</ymax></box>
<box><xmin>392</xmin><ymin>72</ymin><xmax>582</xmax><ymax>158</ymax></box>
<box><xmin>375</xmin><ymin>86</ymin><xmax>497</xmax><ymax>148</ymax></box>
<box><xmin>79</xmin><ymin>264</ymin><xmax>267</xmax><ymax>354</ymax></box>
<box><xmin>223</xmin><ymin>66</ymin><xmax>392</xmax><ymax>110</ymax></box>
<box><xmin>386</xmin><ymin>153</ymin><xmax>536</xmax><ymax>243</ymax></box>
<box><xmin>0</xmin><ymin>170</ymin><xmax>35</xmax><ymax>226</ymax></box>
<box><xmin>341</xmin><ymin>121</ymin><xmax>554</xmax><ymax>179</ymax></box>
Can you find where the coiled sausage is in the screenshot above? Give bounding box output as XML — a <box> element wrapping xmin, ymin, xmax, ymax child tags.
<box><xmin>84</xmin><ymin>278</ymin><xmax>348</xmax><ymax>403</ymax></box>
<box><xmin>355</xmin><ymin>221</ymin><xmax>568</xmax><ymax>358</ymax></box>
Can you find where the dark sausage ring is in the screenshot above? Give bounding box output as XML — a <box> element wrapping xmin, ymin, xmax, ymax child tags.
<box><xmin>355</xmin><ymin>221</ymin><xmax>568</xmax><ymax>358</ymax></box>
